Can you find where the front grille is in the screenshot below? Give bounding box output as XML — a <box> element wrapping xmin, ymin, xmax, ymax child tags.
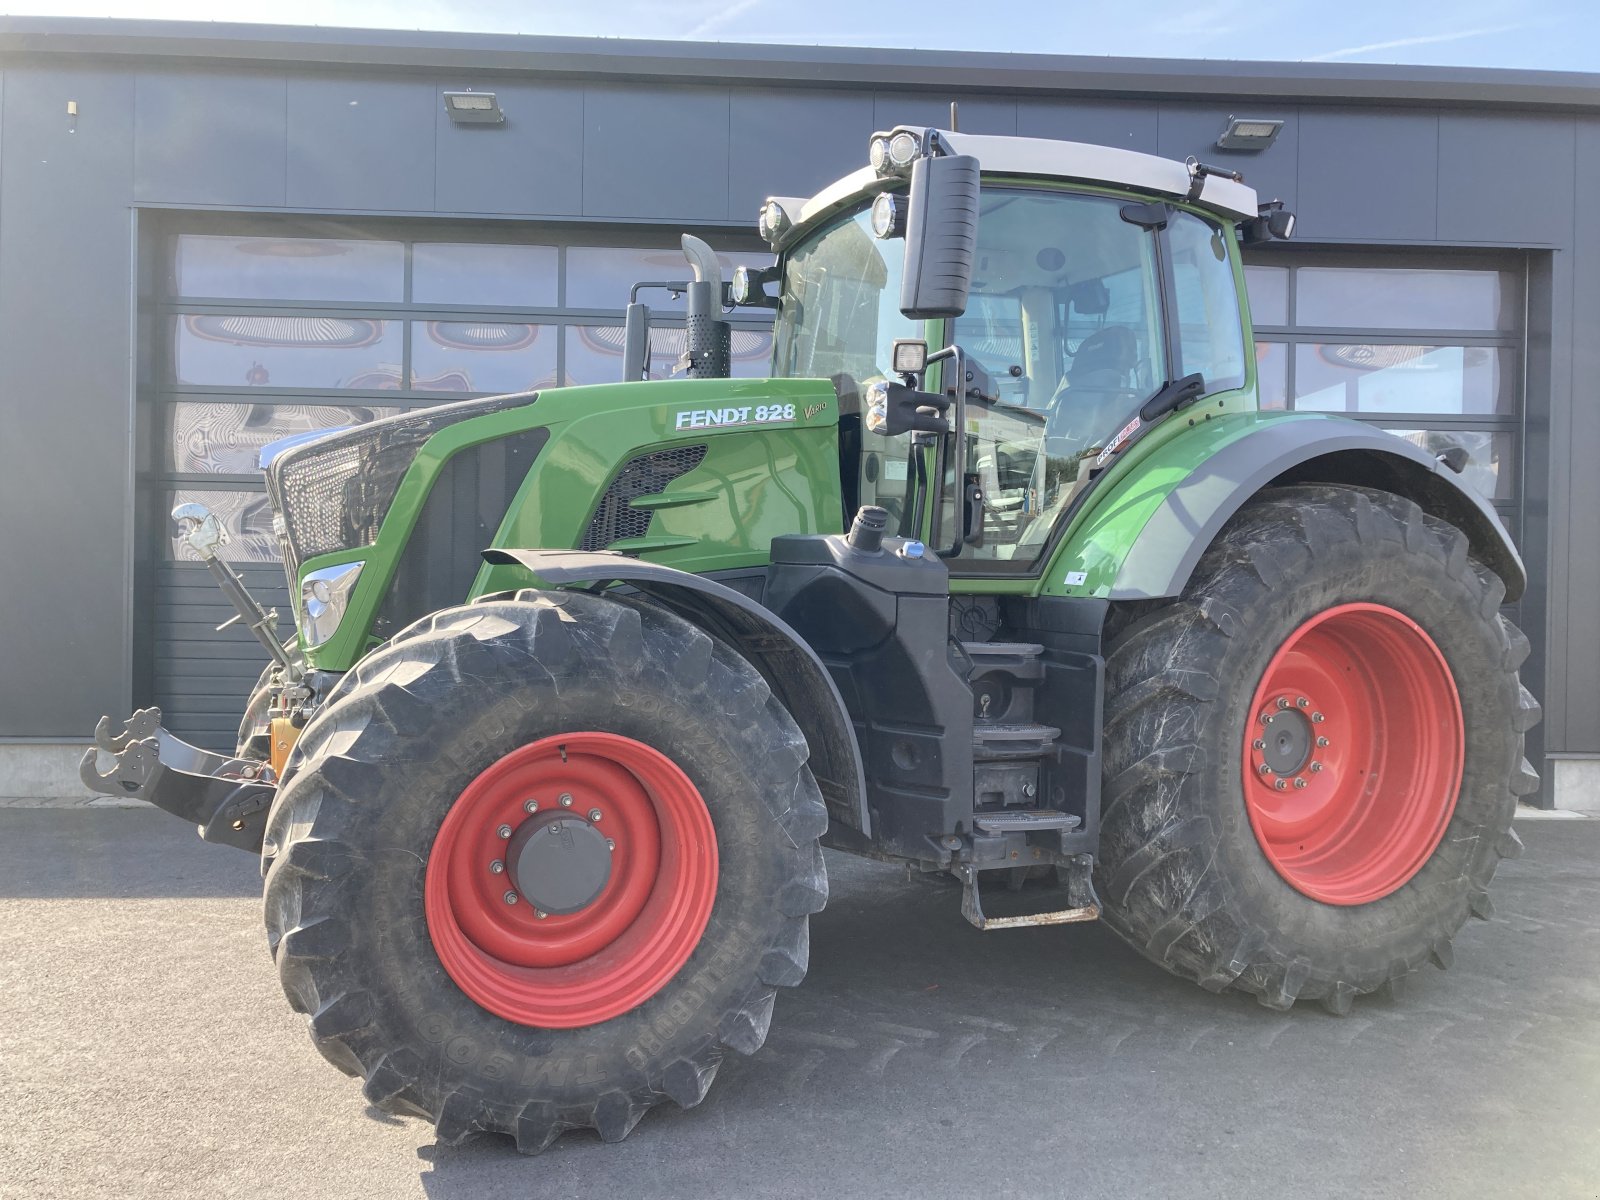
<box><xmin>579</xmin><ymin>445</ymin><xmax>707</xmax><ymax>551</ymax></box>
<box><xmin>264</xmin><ymin>391</ymin><xmax>538</xmax><ymax>577</ymax></box>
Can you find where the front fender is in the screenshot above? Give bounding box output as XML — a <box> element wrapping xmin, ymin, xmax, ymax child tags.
<box><xmin>482</xmin><ymin>549</ymin><xmax>870</xmax><ymax>841</ymax></box>
<box><xmin>1047</xmin><ymin>412</ymin><xmax>1525</xmax><ymax>602</ymax></box>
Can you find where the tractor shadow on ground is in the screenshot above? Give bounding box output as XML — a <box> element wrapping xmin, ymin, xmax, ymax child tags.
<box><xmin>408</xmin><ymin>850</ymin><xmax>1480</xmax><ymax>1196</ymax></box>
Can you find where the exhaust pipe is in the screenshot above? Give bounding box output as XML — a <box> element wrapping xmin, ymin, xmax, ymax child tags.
<box><xmin>680</xmin><ymin>234</ymin><xmax>731</xmax><ymax>378</ymax></box>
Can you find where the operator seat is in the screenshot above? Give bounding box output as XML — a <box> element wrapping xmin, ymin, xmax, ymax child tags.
<box><xmin>1046</xmin><ymin>325</ymin><xmax>1139</xmax><ymax>449</ymax></box>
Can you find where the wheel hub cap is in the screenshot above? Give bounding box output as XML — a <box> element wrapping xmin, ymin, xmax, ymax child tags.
<box><xmin>1259</xmin><ymin>708</ymin><xmax>1313</xmax><ymax>776</ymax></box>
<box><xmin>506</xmin><ymin>813</ymin><xmax>613</xmax><ymax>915</ymax></box>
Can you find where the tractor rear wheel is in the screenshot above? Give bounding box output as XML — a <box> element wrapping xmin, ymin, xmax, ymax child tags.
<box><xmin>260</xmin><ymin>590</ymin><xmax>828</xmax><ymax>1150</ymax></box>
<box><xmin>1096</xmin><ymin>484</ymin><xmax>1539</xmax><ymax>1013</ymax></box>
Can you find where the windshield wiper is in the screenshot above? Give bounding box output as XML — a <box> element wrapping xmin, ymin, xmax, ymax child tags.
<box><xmin>1138</xmin><ymin>373</ymin><xmax>1207</xmax><ymax>422</ymax></box>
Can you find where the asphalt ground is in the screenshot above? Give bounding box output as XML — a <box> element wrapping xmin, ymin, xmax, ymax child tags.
<box><xmin>1</xmin><ymin>807</ymin><xmax>1596</xmax><ymax>1200</ymax></box>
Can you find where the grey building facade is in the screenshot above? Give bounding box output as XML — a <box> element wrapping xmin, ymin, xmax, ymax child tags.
<box><xmin>0</xmin><ymin>17</ymin><xmax>1595</xmax><ymax>805</ymax></box>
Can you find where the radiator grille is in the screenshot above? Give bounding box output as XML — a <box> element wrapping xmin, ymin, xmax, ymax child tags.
<box><xmin>579</xmin><ymin>445</ymin><xmax>707</xmax><ymax>552</ymax></box>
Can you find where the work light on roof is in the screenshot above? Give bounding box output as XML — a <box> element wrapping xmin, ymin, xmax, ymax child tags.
<box><xmin>757</xmin><ymin>199</ymin><xmax>792</xmax><ymax>245</ymax></box>
<box><xmin>887</xmin><ymin>131</ymin><xmax>920</xmax><ymax>169</ymax></box>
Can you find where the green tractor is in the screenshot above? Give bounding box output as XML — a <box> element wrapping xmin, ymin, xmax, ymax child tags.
<box><xmin>85</xmin><ymin>124</ymin><xmax>1539</xmax><ymax>1151</ymax></box>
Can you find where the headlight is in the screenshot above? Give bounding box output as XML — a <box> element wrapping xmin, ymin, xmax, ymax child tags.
<box><xmin>299</xmin><ymin>560</ymin><xmax>364</xmax><ymax>647</ymax></box>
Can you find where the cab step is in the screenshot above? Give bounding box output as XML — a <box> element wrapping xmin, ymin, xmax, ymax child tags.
<box><xmin>972</xmin><ymin>808</ymin><xmax>1082</xmax><ymax>834</ymax></box>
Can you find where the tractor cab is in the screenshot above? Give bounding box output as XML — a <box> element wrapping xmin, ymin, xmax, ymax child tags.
<box><xmin>749</xmin><ymin>127</ymin><xmax>1277</xmax><ymax>574</ymax></box>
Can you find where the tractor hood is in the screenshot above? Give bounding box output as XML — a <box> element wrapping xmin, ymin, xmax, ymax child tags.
<box><xmin>266</xmin><ymin>376</ymin><xmax>844</xmax><ymax>671</ymax></box>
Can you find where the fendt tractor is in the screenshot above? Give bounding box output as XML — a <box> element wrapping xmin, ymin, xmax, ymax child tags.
<box><xmin>85</xmin><ymin>122</ymin><xmax>1540</xmax><ymax>1152</ymax></box>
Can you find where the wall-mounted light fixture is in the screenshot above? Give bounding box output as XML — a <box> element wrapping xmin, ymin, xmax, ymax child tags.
<box><xmin>443</xmin><ymin>91</ymin><xmax>504</xmax><ymax>125</ymax></box>
<box><xmin>1216</xmin><ymin>115</ymin><xmax>1283</xmax><ymax>151</ymax></box>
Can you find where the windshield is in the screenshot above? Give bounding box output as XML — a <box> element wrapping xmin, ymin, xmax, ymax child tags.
<box><xmin>772</xmin><ymin>206</ymin><xmax>922</xmax><ymax>532</ymax></box>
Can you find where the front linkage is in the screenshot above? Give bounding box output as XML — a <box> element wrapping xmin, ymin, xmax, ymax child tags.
<box><xmin>81</xmin><ymin>503</ymin><xmax>296</xmax><ymax>853</ymax></box>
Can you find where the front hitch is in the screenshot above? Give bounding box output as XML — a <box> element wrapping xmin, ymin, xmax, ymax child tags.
<box><xmin>79</xmin><ymin>707</ymin><xmax>274</xmax><ymax>854</ymax></box>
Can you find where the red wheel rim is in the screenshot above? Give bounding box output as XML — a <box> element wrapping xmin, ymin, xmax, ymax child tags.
<box><xmin>424</xmin><ymin>732</ymin><xmax>718</xmax><ymax>1028</ymax></box>
<box><xmin>1241</xmin><ymin>603</ymin><xmax>1464</xmax><ymax>906</ymax></box>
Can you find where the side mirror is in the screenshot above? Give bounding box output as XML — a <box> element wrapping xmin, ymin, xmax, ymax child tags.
<box><xmin>865</xmin><ymin>379</ymin><xmax>952</xmax><ymax>437</ymax></box>
<box><xmin>622</xmin><ymin>302</ymin><xmax>652</xmax><ymax>381</ymax></box>
<box><xmin>899</xmin><ymin>152</ymin><xmax>980</xmax><ymax>320</ymax></box>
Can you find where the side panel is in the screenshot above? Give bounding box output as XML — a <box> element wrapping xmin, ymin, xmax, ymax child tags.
<box><xmin>1043</xmin><ymin>410</ymin><xmax>1526</xmax><ymax>602</ymax></box>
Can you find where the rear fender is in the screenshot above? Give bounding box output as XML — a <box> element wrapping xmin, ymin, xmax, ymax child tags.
<box><xmin>482</xmin><ymin>549</ymin><xmax>870</xmax><ymax>842</ymax></box>
<box><xmin>1047</xmin><ymin>413</ymin><xmax>1525</xmax><ymax>602</ymax></box>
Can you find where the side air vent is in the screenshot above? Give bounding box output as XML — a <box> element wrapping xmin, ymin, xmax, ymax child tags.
<box><xmin>579</xmin><ymin>445</ymin><xmax>708</xmax><ymax>552</ymax></box>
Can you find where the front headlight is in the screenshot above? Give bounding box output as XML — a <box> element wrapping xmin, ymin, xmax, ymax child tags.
<box><xmin>299</xmin><ymin>561</ymin><xmax>364</xmax><ymax>648</ymax></box>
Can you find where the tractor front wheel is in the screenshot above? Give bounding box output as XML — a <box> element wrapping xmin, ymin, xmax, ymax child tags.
<box><xmin>260</xmin><ymin>590</ymin><xmax>828</xmax><ymax>1150</ymax></box>
<box><xmin>1097</xmin><ymin>484</ymin><xmax>1539</xmax><ymax>1012</ymax></box>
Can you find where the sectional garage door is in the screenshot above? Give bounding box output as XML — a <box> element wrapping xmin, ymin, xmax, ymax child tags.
<box><xmin>140</xmin><ymin>216</ymin><xmax>771</xmax><ymax>750</ymax></box>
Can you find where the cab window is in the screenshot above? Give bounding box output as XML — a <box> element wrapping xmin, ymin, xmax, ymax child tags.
<box><xmin>948</xmin><ymin>188</ymin><xmax>1165</xmax><ymax>569</ymax></box>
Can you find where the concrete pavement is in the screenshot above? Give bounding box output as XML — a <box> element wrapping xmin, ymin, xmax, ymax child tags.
<box><xmin>1</xmin><ymin>808</ymin><xmax>1596</xmax><ymax>1199</ymax></box>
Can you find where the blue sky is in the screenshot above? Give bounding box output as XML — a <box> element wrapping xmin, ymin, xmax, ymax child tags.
<box><xmin>7</xmin><ymin>0</ymin><xmax>1598</xmax><ymax>71</ymax></box>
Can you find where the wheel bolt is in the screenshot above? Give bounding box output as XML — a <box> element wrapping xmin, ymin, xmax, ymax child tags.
<box><xmin>497</xmin><ymin>824</ymin><xmax>512</xmax><ymax>839</ymax></box>
<box><xmin>1316</xmin><ymin>736</ymin><xmax>1329</xmax><ymax>747</ymax></box>
<box><xmin>1252</xmin><ymin>739</ymin><xmax>1265</xmax><ymax>751</ymax></box>
<box><xmin>503</xmin><ymin>890</ymin><xmax>518</xmax><ymax>905</ymax></box>
<box><xmin>606</xmin><ymin>838</ymin><xmax>616</xmax><ymax>852</ymax></box>
<box><xmin>524</xmin><ymin>799</ymin><xmax>539</xmax><ymax>814</ymax></box>
<box><xmin>535</xmin><ymin>910</ymin><xmax>548</xmax><ymax>920</ymax></box>
<box><xmin>489</xmin><ymin>860</ymin><xmax>505</xmax><ymax>875</ymax></box>
<box><xmin>1258</xmin><ymin>763</ymin><xmax>1273</xmax><ymax>775</ymax></box>
<box><xmin>1274</xmin><ymin>779</ymin><xmax>1287</xmax><ymax>791</ymax></box>
<box><xmin>1296</xmin><ymin>697</ymin><xmax>1310</xmax><ymax>708</ymax></box>
<box><xmin>588</xmin><ymin>808</ymin><xmax>603</xmax><ymax>822</ymax></box>
<box><xmin>1312</xmin><ymin>712</ymin><xmax>1325</xmax><ymax>724</ymax></box>
<box><xmin>559</xmin><ymin>793</ymin><xmax>573</xmax><ymax>807</ymax></box>
<box><xmin>549</xmin><ymin>823</ymin><xmax>562</xmax><ymax>835</ymax></box>
<box><xmin>1293</xmin><ymin>778</ymin><xmax>1307</xmax><ymax>789</ymax></box>
<box><xmin>1310</xmin><ymin>761</ymin><xmax>1323</xmax><ymax>773</ymax></box>
<box><xmin>1277</xmin><ymin>697</ymin><xmax>1290</xmax><ymax>710</ymax></box>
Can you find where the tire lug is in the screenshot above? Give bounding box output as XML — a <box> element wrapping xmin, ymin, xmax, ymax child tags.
<box><xmin>524</xmin><ymin>798</ymin><xmax>539</xmax><ymax>814</ymax></box>
<box><xmin>1310</xmin><ymin>761</ymin><xmax>1323</xmax><ymax>773</ymax></box>
<box><xmin>1252</xmin><ymin>739</ymin><xmax>1265</xmax><ymax>751</ymax></box>
<box><xmin>1274</xmin><ymin>779</ymin><xmax>1288</xmax><ymax>791</ymax></box>
<box><xmin>1316</xmin><ymin>736</ymin><xmax>1330</xmax><ymax>747</ymax></box>
<box><xmin>1276</xmin><ymin>697</ymin><xmax>1290</xmax><ymax>710</ymax></box>
<box><xmin>606</xmin><ymin>838</ymin><xmax>616</xmax><ymax>852</ymax></box>
<box><xmin>489</xmin><ymin>860</ymin><xmax>505</xmax><ymax>874</ymax></box>
<box><xmin>497</xmin><ymin>824</ymin><xmax>512</xmax><ymax>839</ymax></box>
<box><xmin>559</xmin><ymin>793</ymin><xmax>574</xmax><ymax>808</ymax></box>
<box><xmin>1312</xmin><ymin>712</ymin><xmax>1325</xmax><ymax>723</ymax></box>
<box><xmin>588</xmin><ymin>808</ymin><xmax>603</xmax><ymax>822</ymax></box>
<box><xmin>1296</xmin><ymin>696</ymin><xmax>1310</xmax><ymax>708</ymax></box>
<box><xmin>1258</xmin><ymin>764</ymin><xmax>1273</xmax><ymax>775</ymax></box>
<box><xmin>1293</xmin><ymin>777</ymin><xmax>1307</xmax><ymax>789</ymax></box>
<box><xmin>535</xmin><ymin>910</ymin><xmax>548</xmax><ymax>920</ymax></box>
<box><xmin>503</xmin><ymin>890</ymin><xmax>518</xmax><ymax>905</ymax></box>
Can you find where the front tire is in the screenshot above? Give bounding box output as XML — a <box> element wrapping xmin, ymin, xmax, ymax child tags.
<box><xmin>261</xmin><ymin>590</ymin><xmax>828</xmax><ymax>1150</ymax></box>
<box><xmin>1096</xmin><ymin>485</ymin><xmax>1539</xmax><ymax>1013</ymax></box>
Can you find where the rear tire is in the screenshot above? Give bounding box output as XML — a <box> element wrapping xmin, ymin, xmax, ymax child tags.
<box><xmin>1096</xmin><ymin>485</ymin><xmax>1539</xmax><ymax>1013</ymax></box>
<box><xmin>261</xmin><ymin>590</ymin><xmax>828</xmax><ymax>1150</ymax></box>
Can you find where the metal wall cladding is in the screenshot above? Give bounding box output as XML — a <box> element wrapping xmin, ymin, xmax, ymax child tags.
<box><xmin>0</xmin><ymin>42</ymin><xmax>1591</xmax><ymax>772</ymax></box>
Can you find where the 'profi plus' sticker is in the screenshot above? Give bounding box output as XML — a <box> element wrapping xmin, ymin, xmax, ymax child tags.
<box><xmin>675</xmin><ymin>403</ymin><xmax>797</xmax><ymax>431</ymax></box>
<box><xmin>1094</xmin><ymin>415</ymin><xmax>1142</xmax><ymax>467</ymax></box>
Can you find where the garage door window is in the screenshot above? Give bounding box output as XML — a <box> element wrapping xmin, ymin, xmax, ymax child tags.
<box><xmin>1244</xmin><ymin>257</ymin><xmax>1522</xmax><ymax>525</ymax></box>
